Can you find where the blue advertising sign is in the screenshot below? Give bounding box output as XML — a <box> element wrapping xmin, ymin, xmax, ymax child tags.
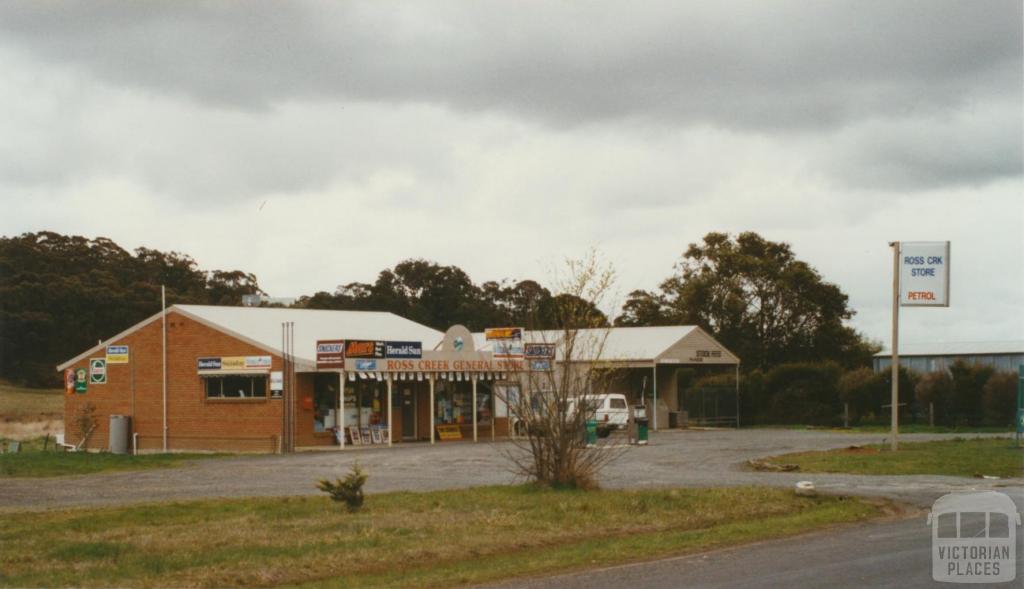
<box><xmin>197</xmin><ymin>357</ymin><xmax>222</xmax><ymax>371</ymax></box>
<box><xmin>530</xmin><ymin>359</ymin><xmax>552</xmax><ymax>371</ymax></box>
<box><xmin>355</xmin><ymin>359</ymin><xmax>378</xmax><ymax>371</ymax></box>
<box><xmin>385</xmin><ymin>341</ymin><xmax>422</xmax><ymax>359</ymax></box>
<box><xmin>525</xmin><ymin>343</ymin><xmax>555</xmax><ymax>359</ymax></box>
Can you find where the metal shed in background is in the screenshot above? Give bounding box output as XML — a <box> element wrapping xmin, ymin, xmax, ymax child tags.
<box><xmin>873</xmin><ymin>341</ymin><xmax>1024</xmax><ymax>374</ymax></box>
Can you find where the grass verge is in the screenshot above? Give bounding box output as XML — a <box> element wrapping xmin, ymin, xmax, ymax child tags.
<box><xmin>0</xmin><ymin>437</ymin><xmax>228</xmax><ymax>478</ymax></box>
<box><xmin>762</xmin><ymin>437</ymin><xmax>1023</xmax><ymax>478</ymax></box>
<box><xmin>0</xmin><ymin>382</ymin><xmax>62</xmax><ymax>421</ymax></box>
<box><xmin>0</xmin><ymin>486</ymin><xmax>880</xmax><ymax>588</ymax></box>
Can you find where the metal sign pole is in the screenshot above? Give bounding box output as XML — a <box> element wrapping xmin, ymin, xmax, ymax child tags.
<box><xmin>162</xmin><ymin>285</ymin><xmax>168</xmax><ymax>452</ymax></box>
<box><xmin>889</xmin><ymin>242</ymin><xmax>900</xmax><ymax>451</ymax></box>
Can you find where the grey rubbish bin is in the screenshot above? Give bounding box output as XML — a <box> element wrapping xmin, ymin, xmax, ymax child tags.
<box><xmin>109</xmin><ymin>415</ymin><xmax>131</xmax><ymax>454</ymax></box>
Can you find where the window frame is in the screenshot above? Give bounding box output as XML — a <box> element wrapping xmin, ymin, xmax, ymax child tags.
<box><xmin>203</xmin><ymin>374</ymin><xmax>269</xmax><ymax>402</ymax></box>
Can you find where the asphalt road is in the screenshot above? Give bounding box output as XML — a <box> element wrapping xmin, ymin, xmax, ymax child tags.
<box><xmin>486</xmin><ymin>506</ymin><xmax>1024</xmax><ymax>589</ymax></box>
<box><xmin>0</xmin><ymin>429</ymin><xmax>1018</xmax><ymax>511</ymax></box>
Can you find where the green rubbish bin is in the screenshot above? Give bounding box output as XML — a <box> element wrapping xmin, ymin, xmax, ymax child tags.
<box><xmin>636</xmin><ymin>417</ymin><xmax>649</xmax><ymax>445</ymax></box>
<box><xmin>585</xmin><ymin>420</ymin><xmax>598</xmax><ymax>446</ymax></box>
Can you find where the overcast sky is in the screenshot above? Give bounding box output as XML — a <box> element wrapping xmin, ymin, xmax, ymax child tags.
<box><xmin>1</xmin><ymin>1</ymin><xmax>1021</xmax><ymax>346</ymax></box>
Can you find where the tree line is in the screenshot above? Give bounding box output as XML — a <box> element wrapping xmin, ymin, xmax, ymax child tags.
<box><xmin>0</xmin><ymin>232</ymin><xmax>262</xmax><ymax>386</ymax></box>
<box><xmin>681</xmin><ymin>360</ymin><xmax>1019</xmax><ymax>429</ymax></box>
<box><xmin>2</xmin><ymin>230</ymin><xmax>876</xmax><ymax>389</ymax></box>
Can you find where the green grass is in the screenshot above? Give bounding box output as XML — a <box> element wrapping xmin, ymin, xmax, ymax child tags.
<box><xmin>0</xmin><ymin>382</ymin><xmax>62</xmax><ymax>421</ymax></box>
<box><xmin>763</xmin><ymin>437</ymin><xmax>1024</xmax><ymax>478</ymax></box>
<box><xmin>0</xmin><ymin>485</ymin><xmax>880</xmax><ymax>588</ymax></box>
<box><xmin>0</xmin><ymin>437</ymin><xmax>228</xmax><ymax>478</ymax></box>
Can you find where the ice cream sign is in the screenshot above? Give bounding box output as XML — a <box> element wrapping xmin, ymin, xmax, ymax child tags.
<box><xmin>899</xmin><ymin>242</ymin><xmax>950</xmax><ymax>307</ymax></box>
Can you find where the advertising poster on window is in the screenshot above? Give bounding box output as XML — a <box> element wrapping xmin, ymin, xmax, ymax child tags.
<box><xmin>899</xmin><ymin>241</ymin><xmax>950</xmax><ymax>307</ymax></box>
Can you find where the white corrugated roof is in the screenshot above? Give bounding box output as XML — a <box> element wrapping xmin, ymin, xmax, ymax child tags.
<box><xmin>874</xmin><ymin>341</ymin><xmax>1024</xmax><ymax>357</ymax></box>
<box><xmin>57</xmin><ymin>305</ymin><xmax>444</xmax><ymax>371</ymax></box>
<box><xmin>472</xmin><ymin>325</ymin><xmax>701</xmax><ymax>362</ymax></box>
<box><xmin>175</xmin><ymin>305</ymin><xmax>444</xmax><ymax>367</ymax></box>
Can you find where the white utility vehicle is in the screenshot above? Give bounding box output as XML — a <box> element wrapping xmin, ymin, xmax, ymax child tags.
<box><xmin>570</xmin><ymin>393</ymin><xmax>629</xmax><ymax>437</ymax></box>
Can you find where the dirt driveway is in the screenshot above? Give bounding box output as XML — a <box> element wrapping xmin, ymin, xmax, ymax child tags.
<box><xmin>1</xmin><ymin>429</ymin><xmax>1019</xmax><ymax>511</ymax></box>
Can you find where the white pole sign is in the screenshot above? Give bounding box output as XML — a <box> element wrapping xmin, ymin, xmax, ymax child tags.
<box><xmin>899</xmin><ymin>241</ymin><xmax>950</xmax><ymax>307</ymax></box>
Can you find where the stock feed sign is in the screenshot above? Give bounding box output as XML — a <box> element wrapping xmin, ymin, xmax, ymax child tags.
<box><xmin>900</xmin><ymin>242</ymin><xmax>950</xmax><ymax>307</ymax></box>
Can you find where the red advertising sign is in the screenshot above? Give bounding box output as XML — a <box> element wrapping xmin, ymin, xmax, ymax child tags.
<box><xmin>316</xmin><ymin>340</ymin><xmax>346</xmax><ymax>368</ymax></box>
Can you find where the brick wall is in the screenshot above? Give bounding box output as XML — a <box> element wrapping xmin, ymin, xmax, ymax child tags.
<box><xmin>64</xmin><ymin>311</ymin><xmax>284</xmax><ymax>453</ymax></box>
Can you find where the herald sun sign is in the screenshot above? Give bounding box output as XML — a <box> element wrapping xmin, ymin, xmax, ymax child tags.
<box><xmin>900</xmin><ymin>242</ymin><xmax>950</xmax><ymax>307</ymax></box>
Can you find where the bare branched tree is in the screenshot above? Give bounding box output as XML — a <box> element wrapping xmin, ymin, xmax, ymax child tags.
<box><xmin>498</xmin><ymin>251</ymin><xmax>628</xmax><ymax>489</ymax></box>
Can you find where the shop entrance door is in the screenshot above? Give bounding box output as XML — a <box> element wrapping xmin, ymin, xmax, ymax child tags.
<box><xmin>401</xmin><ymin>388</ymin><xmax>417</xmax><ymax>440</ymax></box>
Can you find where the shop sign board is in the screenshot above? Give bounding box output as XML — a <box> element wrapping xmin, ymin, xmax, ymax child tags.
<box><xmin>899</xmin><ymin>241</ymin><xmax>950</xmax><ymax>307</ymax></box>
<box><xmin>89</xmin><ymin>358</ymin><xmax>107</xmax><ymax>384</ymax></box>
<box><xmin>270</xmin><ymin>371</ymin><xmax>284</xmax><ymax>392</ymax></box>
<box><xmin>485</xmin><ymin>327</ymin><xmax>522</xmax><ymax>340</ymax></box>
<box><xmin>524</xmin><ymin>343</ymin><xmax>555</xmax><ymax>359</ymax></box>
<box><xmin>198</xmin><ymin>357</ymin><xmax>222</xmax><ymax>371</ymax></box>
<box><xmin>530</xmin><ymin>359</ymin><xmax>552</xmax><ymax>371</ymax></box>
<box><xmin>493</xmin><ymin>339</ymin><xmax>524</xmax><ymax>358</ymax></box>
<box><xmin>355</xmin><ymin>359</ymin><xmax>378</xmax><ymax>371</ymax></box>
<box><xmin>345</xmin><ymin>340</ymin><xmax>386</xmax><ymax>358</ymax></box>
<box><xmin>221</xmin><ymin>357</ymin><xmax>246</xmax><ymax>370</ymax></box>
<box><xmin>437</xmin><ymin>424</ymin><xmax>463</xmax><ymax>440</ymax></box>
<box><xmin>74</xmin><ymin>368</ymin><xmax>88</xmax><ymax>392</ymax></box>
<box><xmin>196</xmin><ymin>356</ymin><xmax>271</xmax><ymax>371</ymax></box>
<box><xmin>64</xmin><ymin>368</ymin><xmax>75</xmax><ymax>395</ymax></box>
<box><xmin>316</xmin><ymin>340</ymin><xmax>345</xmax><ymax>368</ymax></box>
<box><xmin>244</xmin><ymin>356</ymin><xmax>271</xmax><ymax>368</ymax></box>
<box><xmin>385</xmin><ymin>341</ymin><xmax>422</xmax><ymax>359</ymax></box>
<box><xmin>105</xmin><ymin>345</ymin><xmax>129</xmax><ymax>364</ymax></box>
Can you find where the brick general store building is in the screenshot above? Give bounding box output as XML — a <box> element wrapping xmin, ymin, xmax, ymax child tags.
<box><xmin>57</xmin><ymin>305</ymin><xmax>739</xmax><ymax>453</ymax></box>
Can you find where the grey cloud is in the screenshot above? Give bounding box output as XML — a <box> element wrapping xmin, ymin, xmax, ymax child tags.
<box><xmin>823</xmin><ymin>99</ymin><xmax>1023</xmax><ymax>191</ymax></box>
<box><xmin>0</xmin><ymin>1</ymin><xmax>1018</xmax><ymax>132</ymax></box>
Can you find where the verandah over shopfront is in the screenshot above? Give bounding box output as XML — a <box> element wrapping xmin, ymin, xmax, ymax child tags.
<box><xmin>307</xmin><ymin>323</ymin><xmax>741</xmax><ymax>450</ymax></box>
<box><xmin>309</xmin><ymin>325</ymin><xmax>543</xmax><ymax>449</ymax></box>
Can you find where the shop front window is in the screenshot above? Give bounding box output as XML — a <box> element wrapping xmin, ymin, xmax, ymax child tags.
<box><xmin>435</xmin><ymin>380</ymin><xmax>475</xmax><ymax>425</ymax></box>
<box><xmin>205</xmin><ymin>375</ymin><xmax>267</xmax><ymax>399</ymax></box>
<box><xmin>314</xmin><ymin>374</ymin><xmax>339</xmax><ymax>433</ymax></box>
<box><xmin>350</xmin><ymin>380</ymin><xmax>385</xmax><ymax>426</ymax></box>
<box><xmin>476</xmin><ymin>382</ymin><xmax>493</xmax><ymax>424</ymax></box>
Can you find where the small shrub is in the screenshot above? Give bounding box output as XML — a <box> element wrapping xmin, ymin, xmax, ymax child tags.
<box><xmin>73</xmin><ymin>402</ymin><xmax>98</xmax><ymax>446</ymax></box>
<box><xmin>317</xmin><ymin>463</ymin><xmax>368</xmax><ymax>512</ymax></box>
